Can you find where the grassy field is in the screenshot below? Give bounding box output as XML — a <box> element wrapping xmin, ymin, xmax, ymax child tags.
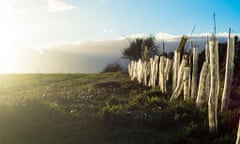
<box><xmin>0</xmin><ymin>72</ymin><xmax>238</xmax><ymax>144</ymax></box>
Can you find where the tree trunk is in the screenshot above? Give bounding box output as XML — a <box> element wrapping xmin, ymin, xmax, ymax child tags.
<box><xmin>221</xmin><ymin>37</ymin><xmax>235</xmax><ymax>112</ymax></box>
<box><xmin>208</xmin><ymin>38</ymin><xmax>219</xmax><ymax>133</ymax></box>
<box><xmin>191</xmin><ymin>47</ymin><xmax>198</xmax><ymax>101</ymax></box>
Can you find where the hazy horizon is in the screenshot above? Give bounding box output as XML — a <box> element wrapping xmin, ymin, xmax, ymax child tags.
<box><xmin>0</xmin><ymin>33</ymin><xmax>237</xmax><ymax>73</ymax></box>
<box><xmin>0</xmin><ymin>0</ymin><xmax>239</xmax><ymax>73</ymax></box>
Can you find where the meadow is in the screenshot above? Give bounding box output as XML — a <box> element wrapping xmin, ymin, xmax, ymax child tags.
<box><xmin>0</xmin><ymin>72</ymin><xmax>238</xmax><ymax>144</ymax></box>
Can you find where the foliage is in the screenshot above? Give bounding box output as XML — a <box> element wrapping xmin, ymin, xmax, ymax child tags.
<box><xmin>122</xmin><ymin>35</ymin><xmax>159</xmax><ymax>61</ymax></box>
<box><xmin>102</xmin><ymin>62</ymin><xmax>122</xmax><ymax>72</ymax></box>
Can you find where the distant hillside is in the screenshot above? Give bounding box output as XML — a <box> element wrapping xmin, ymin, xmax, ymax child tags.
<box><xmin>8</xmin><ymin>34</ymin><xmax>239</xmax><ymax>73</ymax></box>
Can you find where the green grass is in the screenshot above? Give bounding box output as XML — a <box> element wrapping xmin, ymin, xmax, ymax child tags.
<box><xmin>0</xmin><ymin>72</ymin><xmax>238</xmax><ymax>144</ymax></box>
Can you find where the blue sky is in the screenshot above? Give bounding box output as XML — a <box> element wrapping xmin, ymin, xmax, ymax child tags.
<box><xmin>0</xmin><ymin>0</ymin><xmax>239</xmax><ymax>72</ymax></box>
<box><xmin>1</xmin><ymin>0</ymin><xmax>239</xmax><ymax>48</ymax></box>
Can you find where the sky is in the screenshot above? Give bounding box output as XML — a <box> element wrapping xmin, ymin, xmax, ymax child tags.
<box><xmin>0</xmin><ymin>0</ymin><xmax>239</xmax><ymax>73</ymax></box>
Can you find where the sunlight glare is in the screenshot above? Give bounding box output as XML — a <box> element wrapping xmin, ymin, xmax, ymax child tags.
<box><xmin>0</xmin><ymin>0</ymin><xmax>19</xmax><ymax>73</ymax></box>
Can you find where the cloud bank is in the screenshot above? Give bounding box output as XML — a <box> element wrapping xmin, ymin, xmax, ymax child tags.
<box><xmin>10</xmin><ymin>32</ymin><xmax>239</xmax><ymax>73</ymax></box>
<box><xmin>14</xmin><ymin>39</ymin><xmax>129</xmax><ymax>73</ymax></box>
<box><xmin>3</xmin><ymin>0</ymin><xmax>75</xmax><ymax>14</ymax></box>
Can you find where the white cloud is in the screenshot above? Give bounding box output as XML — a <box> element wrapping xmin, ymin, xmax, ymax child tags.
<box><xmin>155</xmin><ymin>32</ymin><xmax>181</xmax><ymax>40</ymax></box>
<box><xmin>118</xmin><ymin>33</ymin><xmax>148</xmax><ymax>40</ymax></box>
<box><xmin>13</xmin><ymin>32</ymin><xmax>240</xmax><ymax>73</ymax></box>
<box><xmin>46</xmin><ymin>0</ymin><xmax>75</xmax><ymax>12</ymax></box>
<box><xmin>1</xmin><ymin>0</ymin><xmax>76</xmax><ymax>14</ymax></box>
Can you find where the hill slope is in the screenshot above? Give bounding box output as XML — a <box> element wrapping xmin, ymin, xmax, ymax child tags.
<box><xmin>0</xmin><ymin>72</ymin><xmax>238</xmax><ymax>144</ymax></box>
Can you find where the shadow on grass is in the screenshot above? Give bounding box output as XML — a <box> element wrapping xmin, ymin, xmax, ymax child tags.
<box><xmin>0</xmin><ymin>98</ymin><xmax>108</xmax><ymax>144</ymax></box>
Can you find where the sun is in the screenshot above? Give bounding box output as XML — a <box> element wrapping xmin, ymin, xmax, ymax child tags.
<box><xmin>0</xmin><ymin>27</ymin><xmax>18</xmax><ymax>73</ymax></box>
<box><xmin>0</xmin><ymin>1</ymin><xmax>19</xmax><ymax>73</ymax></box>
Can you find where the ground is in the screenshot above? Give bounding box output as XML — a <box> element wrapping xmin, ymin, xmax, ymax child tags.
<box><xmin>0</xmin><ymin>72</ymin><xmax>238</xmax><ymax>144</ymax></box>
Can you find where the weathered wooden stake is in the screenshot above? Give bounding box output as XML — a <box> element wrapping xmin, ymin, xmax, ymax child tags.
<box><xmin>149</xmin><ymin>56</ymin><xmax>159</xmax><ymax>87</ymax></box>
<box><xmin>205</xmin><ymin>38</ymin><xmax>211</xmax><ymax>101</ymax></box>
<box><xmin>154</xmin><ymin>55</ymin><xmax>159</xmax><ymax>87</ymax></box>
<box><xmin>128</xmin><ymin>63</ymin><xmax>131</xmax><ymax>77</ymax></box>
<box><xmin>236</xmin><ymin>119</ymin><xmax>240</xmax><ymax>144</ymax></box>
<box><xmin>170</xmin><ymin>56</ymin><xmax>187</xmax><ymax>101</ymax></box>
<box><xmin>172</xmin><ymin>51</ymin><xmax>180</xmax><ymax>91</ymax></box>
<box><xmin>131</xmin><ymin>61</ymin><xmax>137</xmax><ymax>81</ymax></box>
<box><xmin>164</xmin><ymin>58</ymin><xmax>173</xmax><ymax>92</ymax></box>
<box><xmin>184</xmin><ymin>67</ymin><xmax>191</xmax><ymax>101</ymax></box>
<box><xmin>196</xmin><ymin>37</ymin><xmax>211</xmax><ymax>107</ymax></box>
<box><xmin>164</xmin><ymin>58</ymin><xmax>173</xmax><ymax>81</ymax></box>
<box><xmin>196</xmin><ymin>62</ymin><xmax>209</xmax><ymax>106</ymax></box>
<box><xmin>129</xmin><ymin>61</ymin><xmax>135</xmax><ymax>81</ymax></box>
<box><xmin>221</xmin><ymin>33</ymin><xmax>235</xmax><ymax>112</ymax></box>
<box><xmin>136</xmin><ymin>59</ymin><xmax>143</xmax><ymax>83</ymax></box>
<box><xmin>208</xmin><ymin>35</ymin><xmax>219</xmax><ymax>133</ymax></box>
<box><xmin>143</xmin><ymin>61</ymin><xmax>150</xmax><ymax>86</ymax></box>
<box><xmin>191</xmin><ymin>47</ymin><xmax>198</xmax><ymax>101</ymax></box>
<box><xmin>149</xmin><ymin>58</ymin><xmax>154</xmax><ymax>87</ymax></box>
<box><xmin>205</xmin><ymin>36</ymin><xmax>210</xmax><ymax>63</ymax></box>
<box><xmin>159</xmin><ymin>56</ymin><xmax>166</xmax><ymax>92</ymax></box>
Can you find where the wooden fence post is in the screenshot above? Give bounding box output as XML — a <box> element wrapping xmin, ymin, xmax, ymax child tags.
<box><xmin>221</xmin><ymin>34</ymin><xmax>235</xmax><ymax>112</ymax></box>
<box><xmin>170</xmin><ymin>56</ymin><xmax>187</xmax><ymax>101</ymax></box>
<box><xmin>149</xmin><ymin>58</ymin><xmax>154</xmax><ymax>87</ymax></box>
<box><xmin>196</xmin><ymin>62</ymin><xmax>209</xmax><ymax>106</ymax></box>
<box><xmin>154</xmin><ymin>55</ymin><xmax>159</xmax><ymax>88</ymax></box>
<box><xmin>184</xmin><ymin>67</ymin><xmax>191</xmax><ymax>101</ymax></box>
<box><xmin>164</xmin><ymin>58</ymin><xmax>173</xmax><ymax>81</ymax></box>
<box><xmin>149</xmin><ymin>56</ymin><xmax>159</xmax><ymax>88</ymax></box>
<box><xmin>191</xmin><ymin>47</ymin><xmax>198</xmax><ymax>101</ymax></box>
<box><xmin>196</xmin><ymin>39</ymin><xmax>211</xmax><ymax>107</ymax></box>
<box><xmin>159</xmin><ymin>56</ymin><xmax>166</xmax><ymax>92</ymax></box>
<box><xmin>172</xmin><ymin>51</ymin><xmax>180</xmax><ymax>91</ymax></box>
<box><xmin>137</xmin><ymin>59</ymin><xmax>143</xmax><ymax>83</ymax></box>
<box><xmin>129</xmin><ymin>61</ymin><xmax>136</xmax><ymax>81</ymax></box>
<box><xmin>128</xmin><ymin>62</ymin><xmax>132</xmax><ymax>78</ymax></box>
<box><xmin>205</xmin><ymin>36</ymin><xmax>210</xmax><ymax>63</ymax></box>
<box><xmin>131</xmin><ymin>61</ymin><xmax>137</xmax><ymax>81</ymax></box>
<box><xmin>208</xmin><ymin>35</ymin><xmax>219</xmax><ymax>133</ymax></box>
<box><xmin>205</xmin><ymin>38</ymin><xmax>211</xmax><ymax>100</ymax></box>
<box><xmin>164</xmin><ymin>58</ymin><xmax>173</xmax><ymax>92</ymax></box>
<box><xmin>236</xmin><ymin>119</ymin><xmax>240</xmax><ymax>144</ymax></box>
<box><xmin>142</xmin><ymin>61</ymin><xmax>150</xmax><ymax>86</ymax></box>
